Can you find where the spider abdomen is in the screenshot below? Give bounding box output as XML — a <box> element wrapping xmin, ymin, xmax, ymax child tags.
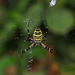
<box><xmin>33</xmin><ymin>28</ymin><xmax>43</xmax><ymax>43</ymax></box>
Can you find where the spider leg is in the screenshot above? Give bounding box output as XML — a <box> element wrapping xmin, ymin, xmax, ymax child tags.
<box><xmin>25</xmin><ymin>38</ymin><xmax>33</xmax><ymax>43</ymax></box>
<box><xmin>42</xmin><ymin>38</ymin><xmax>47</xmax><ymax>42</ymax></box>
<box><xmin>27</xmin><ymin>20</ymin><xmax>31</xmax><ymax>38</ymax></box>
<box><xmin>25</xmin><ymin>20</ymin><xmax>32</xmax><ymax>42</ymax></box>
<box><xmin>21</xmin><ymin>43</ymin><xmax>35</xmax><ymax>54</ymax></box>
<box><xmin>43</xmin><ymin>20</ymin><xmax>48</xmax><ymax>39</ymax></box>
<box><xmin>40</xmin><ymin>43</ymin><xmax>54</xmax><ymax>53</ymax></box>
<box><xmin>29</xmin><ymin>38</ymin><xmax>34</xmax><ymax>43</ymax></box>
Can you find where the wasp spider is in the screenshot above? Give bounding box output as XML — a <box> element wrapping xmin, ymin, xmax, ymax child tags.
<box><xmin>21</xmin><ymin>20</ymin><xmax>54</xmax><ymax>54</ymax></box>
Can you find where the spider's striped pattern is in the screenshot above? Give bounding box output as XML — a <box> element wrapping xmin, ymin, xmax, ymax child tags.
<box><xmin>21</xmin><ymin>20</ymin><xmax>54</xmax><ymax>54</ymax></box>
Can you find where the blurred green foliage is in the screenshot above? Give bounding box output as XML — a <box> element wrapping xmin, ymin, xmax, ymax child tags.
<box><xmin>0</xmin><ymin>0</ymin><xmax>75</xmax><ymax>75</ymax></box>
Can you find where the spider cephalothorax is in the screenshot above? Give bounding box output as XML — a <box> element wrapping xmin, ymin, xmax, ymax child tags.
<box><xmin>21</xmin><ymin>20</ymin><xmax>54</xmax><ymax>54</ymax></box>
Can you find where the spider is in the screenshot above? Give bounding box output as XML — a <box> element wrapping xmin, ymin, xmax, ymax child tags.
<box><xmin>21</xmin><ymin>20</ymin><xmax>54</xmax><ymax>54</ymax></box>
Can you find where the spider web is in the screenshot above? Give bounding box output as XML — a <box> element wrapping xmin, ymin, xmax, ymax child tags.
<box><xmin>27</xmin><ymin>49</ymin><xmax>33</xmax><ymax>71</ymax></box>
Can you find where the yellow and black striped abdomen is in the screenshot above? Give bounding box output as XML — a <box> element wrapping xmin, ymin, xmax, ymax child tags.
<box><xmin>33</xmin><ymin>28</ymin><xmax>43</xmax><ymax>43</ymax></box>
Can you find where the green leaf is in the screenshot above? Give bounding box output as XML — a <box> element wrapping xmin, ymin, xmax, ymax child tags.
<box><xmin>46</xmin><ymin>8</ymin><xmax>74</xmax><ymax>35</ymax></box>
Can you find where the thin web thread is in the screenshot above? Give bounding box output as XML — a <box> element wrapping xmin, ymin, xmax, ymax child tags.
<box><xmin>44</xmin><ymin>0</ymin><xmax>57</xmax><ymax>19</ymax></box>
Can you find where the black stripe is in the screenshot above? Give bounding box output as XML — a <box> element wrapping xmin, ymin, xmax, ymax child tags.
<box><xmin>27</xmin><ymin>29</ymin><xmax>29</xmax><ymax>32</ymax></box>
<box><xmin>28</xmin><ymin>47</ymin><xmax>30</xmax><ymax>50</ymax></box>
<box><xmin>50</xmin><ymin>49</ymin><xmax>53</xmax><ymax>53</ymax></box>
<box><xmin>26</xmin><ymin>48</ymin><xmax>28</xmax><ymax>51</ymax></box>
<box><xmin>34</xmin><ymin>43</ymin><xmax>36</xmax><ymax>46</ymax></box>
<box><xmin>36</xmin><ymin>30</ymin><xmax>40</xmax><ymax>31</ymax></box>
<box><xmin>26</xmin><ymin>47</ymin><xmax>30</xmax><ymax>51</ymax></box>
<box><xmin>47</xmin><ymin>47</ymin><xmax>49</xmax><ymax>50</ymax></box>
<box><xmin>45</xmin><ymin>28</ymin><xmax>48</xmax><ymax>31</ymax></box>
<box><xmin>39</xmin><ymin>43</ymin><xmax>41</xmax><ymax>45</ymax></box>
<box><xmin>45</xmin><ymin>46</ymin><xmax>47</xmax><ymax>49</ymax></box>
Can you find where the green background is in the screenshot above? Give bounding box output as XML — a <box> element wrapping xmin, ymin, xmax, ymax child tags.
<box><xmin>0</xmin><ymin>0</ymin><xmax>75</xmax><ymax>75</ymax></box>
